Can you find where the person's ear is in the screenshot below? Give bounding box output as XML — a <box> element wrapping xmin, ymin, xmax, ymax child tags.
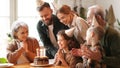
<box><xmin>50</xmin><ymin>9</ymin><xmax>53</xmax><ymax>13</ymax></box>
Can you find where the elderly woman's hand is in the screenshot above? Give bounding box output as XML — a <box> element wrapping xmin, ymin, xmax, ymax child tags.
<box><xmin>20</xmin><ymin>41</ymin><xmax>28</xmax><ymax>52</ymax></box>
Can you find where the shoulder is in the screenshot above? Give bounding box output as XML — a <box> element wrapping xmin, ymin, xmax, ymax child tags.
<box><xmin>37</xmin><ymin>20</ymin><xmax>48</xmax><ymax>31</ymax></box>
<box><xmin>75</xmin><ymin>16</ymin><xmax>88</xmax><ymax>26</ymax></box>
<box><xmin>37</xmin><ymin>20</ymin><xmax>43</xmax><ymax>26</ymax></box>
<box><xmin>106</xmin><ymin>26</ymin><xmax>120</xmax><ymax>38</ymax></box>
<box><xmin>37</xmin><ymin>20</ymin><xmax>46</xmax><ymax>28</ymax></box>
<box><xmin>7</xmin><ymin>40</ymin><xmax>18</xmax><ymax>51</ymax></box>
<box><xmin>27</xmin><ymin>37</ymin><xmax>38</xmax><ymax>42</ymax></box>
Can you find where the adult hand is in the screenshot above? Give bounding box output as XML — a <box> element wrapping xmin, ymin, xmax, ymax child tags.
<box><xmin>71</xmin><ymin>48</ymin><xmax>82</xmax><ymax>56</ymax></box>
<box><xmin>20</xmin><ymin>41</ymin><xmax>28</xmax><ymax>52</ymax></box>
<box><xmin>95</xmin><ymin>14</ymin><xmax>106</xmax><ymax>27</ymax></box>
<box><xmin>81</xmin><ymin>46</ymin><xmax>102</xmax><ymax>61</ymax></box>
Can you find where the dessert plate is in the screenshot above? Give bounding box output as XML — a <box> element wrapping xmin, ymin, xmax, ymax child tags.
<box><xmin>0</xmin><ymin>63</ymin><xmax>14</xmax><ymax>67</ymax></box>
<box><xmin>30</xmin><ymin>63</ymin><xmax>53</xmax><ymax>67</ymax></box>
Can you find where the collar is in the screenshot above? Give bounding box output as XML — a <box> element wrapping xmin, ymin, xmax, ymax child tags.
<box><xmin>68</xmin><ymin>15</ymin><xmax>77</xmax><ymax>27</ymax></box>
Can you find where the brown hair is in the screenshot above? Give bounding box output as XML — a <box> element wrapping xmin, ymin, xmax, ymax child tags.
<box><xmin>37</xmin><ymin>2</ymin><xmax>50</xmax><ymax>11</ymax></box>
<box><xmin>57</xmin><ymin>30</ymin><xmax>79</xmax><ymax>50</ymax></box>
<box><xmin>57</xmin><ymin>5</ymin><xmax>72</xmax><ymax>15</ymax></box>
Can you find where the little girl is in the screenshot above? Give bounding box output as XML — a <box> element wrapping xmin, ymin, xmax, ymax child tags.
<box><xmin>54</xmin><ymin>28</ymin><xmax>81</xmax><ymax>68</ymax></box>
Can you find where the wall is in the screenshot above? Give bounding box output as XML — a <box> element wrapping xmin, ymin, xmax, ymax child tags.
<box><xmin>96</xmin><ymin>0</ymin><xmax>120</xmax><ymax>31</ymax></box>
<box><xmin>56</xmin><ymin>0</ymin><xmax>96</xmax><ymax>13</ymax></box>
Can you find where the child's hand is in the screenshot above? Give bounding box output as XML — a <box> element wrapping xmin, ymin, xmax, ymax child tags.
<box><xmin>57</xmin><ymin>49</ymin><xmax>64</xmax><ymax>61</ymax></box>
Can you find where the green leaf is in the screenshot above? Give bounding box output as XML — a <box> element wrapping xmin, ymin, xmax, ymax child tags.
<box><xmin>0</xmin><ymin>58</ymin><xmax>8</xmax><ymax>63</ymax></box>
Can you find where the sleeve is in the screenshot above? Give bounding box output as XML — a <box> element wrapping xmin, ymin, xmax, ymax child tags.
<box><xmin>37</xmin><ymin>21</ymin><xmax>53</xmax><ymax>47</ymax></box>
<box><xmin>69</xmin><ymin>55</ymin><xmax>82</xmax><ymax>68</ymax></box>
<box><xmin>6</xmin><ymin>42</ymin><xmax>24</xmax><ymax>64</ymax></box>
<box><xmin>76</xmin><ymin>17</ymin><xmax>88</xmax><ymax>40</ymax></box>
<box><xmin>102</xmin><ymin>29</ymin><xmax>120</xmax><ymax>67</ymax></box>
<box><xmin>25</xmin><ymin>38</ymin><xmax>40</xmax><ymax>62</ymax></box>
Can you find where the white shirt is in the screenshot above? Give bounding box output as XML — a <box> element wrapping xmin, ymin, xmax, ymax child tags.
<box><xmin>48</xmin><ymin>24</ymin><xmax>58</xmax><ymax>48</ymax></box>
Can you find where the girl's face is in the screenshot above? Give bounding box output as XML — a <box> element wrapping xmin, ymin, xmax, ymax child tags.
<box><xmin>86</xmin><ymin>30</ymin><xmax>92</xmax><ymax>45</ymax></box>
<box><xmin>57</xmin><ymin>35</ymin><xmax>68</xmax><ymax>49</ymax></box>
<box><xmin>57</xmin><ymin>13</ymin><xmax>71</xmax><ymax>26</ymax></box>
<box><xmin>15</xmin><ymin>27</ymin><xmax>28</xmax><ymax>42</ymax></box>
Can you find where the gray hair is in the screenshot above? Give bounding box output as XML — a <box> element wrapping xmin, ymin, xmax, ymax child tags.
<box><xmin>88</xmin><ymin>5</ymin><xmax>105</xmax><ymax>19</ymax></box>
<box><xmin>11</xmin><ymin>21</ymin><xmax>28</xmax><ymax>39</ymax></box>
<box><xmin>87</xmin><ymin>26</ymin><xmax>105</xmax><ymax>40</ymax></box>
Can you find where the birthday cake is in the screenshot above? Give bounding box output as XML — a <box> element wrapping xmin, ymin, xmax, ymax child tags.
<box><xmin>33</xmin><ymin>56</ymin><xmax>49</xmax><ymax>65</ymax></box>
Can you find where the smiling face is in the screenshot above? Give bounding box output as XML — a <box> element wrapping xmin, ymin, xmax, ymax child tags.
<box><xmin>57</xmin><ymin>13</ymin><xmax>71</xmax><ymax>26</ymax></box>
<box><xmin>15</xmin><ymin>26</ymin><xmax>28</xmax><ymax>42</ymax></box>
<box><xmin>39</xmin><ymin>7</ymin><xmax>53</xmax><ymax>25</ymax></box>
<box><xmin>87</xmin><ymin>10</ymin><xmax>95</xmax><ymax>26</ymax></box>
<box><xmin>57</xmin><ymin>35</ymin><xmax>68</xmax><ymax>49</ymax></box>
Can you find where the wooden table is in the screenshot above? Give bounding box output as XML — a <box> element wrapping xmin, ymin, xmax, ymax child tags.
<box><xmin>9</xmin><ymin>59</ymin><xmax>69</xmax><ymax>68</ymax></box>
<box><xmin>10</xmin><ymin>63</ymin><xmax>68</xmax><ymax>68</ymax></box>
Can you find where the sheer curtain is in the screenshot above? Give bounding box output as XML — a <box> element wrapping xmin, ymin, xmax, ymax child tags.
<box><xmin>0</xmin><ymin>0</ymin><xmax>10</xmax><ymax>58</ymax></box>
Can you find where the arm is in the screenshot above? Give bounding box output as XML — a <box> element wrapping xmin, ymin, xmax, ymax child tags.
<box><xmin>71</xmin><ymin>48</ymin><xmax>82</xmax><ymax>57</ymax></box>
<box><xmin>57</xmin><ymin>49</ymin><xmax>69</xmax><ymax>67</ymax></box>
<box><xmin>37</xmin><ymin>21</ymin><xmax>53</xmax><ymax>47</ymax></box>
<box><xmin>6</xmin><ymin>42</ymin><xmax>25</xmax><ymax>64</ymax></box>
<box><xmin>102</xmin><ymin>30</ymin><xmax>120</xmax><ymax>67</ymax></box>
<box><xmin>76</xmin><ymin>17</ymin><xmax>88</xmax><ymax>40</ymax></box>
<box><xmin>25</xmin><ymin>38</ymin><xmax>40</xmax><ymax>62</ymax></box>
<box><xmin>81</xmin><ymin>45</ymin><xmax>102</xmax><ymax>62</ymax></box>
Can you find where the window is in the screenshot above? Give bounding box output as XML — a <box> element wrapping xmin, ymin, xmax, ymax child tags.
<box><xmin>0</xmin><ymin>0</ymin><xmax>10</xmax><ymax>57</ymax></box>
<box><xmin>17</xmin><ymin>0</ymin><xmax>54</xmax><ymax>40</ymax></box>
<box><xmin>0</xmin><ymin>0</ymin><xmax>54</xmax><ymax>57</ymax></box>
<box><xmin>0</xmin><ymin>0</ymin><xmax>10</xmax><ymax>39</ymax></box>
<box><xmin>17</xmin><ymin>0</ymin><xmax>40</xmax><ymax>40</ymax></box>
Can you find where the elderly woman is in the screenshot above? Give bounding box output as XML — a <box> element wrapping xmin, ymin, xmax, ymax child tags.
<box><xmin>6</xmin><ymin>21</ymin><xmax>40</xmax><ymax>64</ymax></box>
<box><xmin>57</xmin><ymin>5</ymin><xmax>89</xmax><ymax>44</ymax></box>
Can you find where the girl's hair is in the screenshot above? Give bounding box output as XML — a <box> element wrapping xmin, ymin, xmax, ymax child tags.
<box><xmin>11</xmin><ymin>21</ymin><xmax>28</xmax><ymax>39</ymax></box>
<box><xmin>57</xmin><ymin>30</ymin><xmax>79</xmax><ymax>50</ymax></box>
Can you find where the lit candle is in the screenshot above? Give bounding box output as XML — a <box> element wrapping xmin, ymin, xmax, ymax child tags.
<box><xmin>36</xmin><ymin>48</ymin><xmax>40</xmax><ymax>57</ymax></box>
<box><xmin>40</xmin><ymin>46</ymin><xmax>46</xmax><ymax>57</ymax></box>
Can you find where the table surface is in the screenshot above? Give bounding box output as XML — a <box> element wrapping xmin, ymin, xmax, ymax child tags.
<box><xmin>8</xmin><ymin>59</ymin><xmax>69</xmax><ymax>68</ymax></box>
<box><xmin>10</xmin><ymin>63</ymin><xmax>68</xmax><ymax>68</ymax></box>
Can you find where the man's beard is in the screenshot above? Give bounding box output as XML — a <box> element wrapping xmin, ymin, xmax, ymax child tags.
<box><xmin>44</xmin><ymin>19</ymin><xmax>53</xmax><ymax>26</ymax></box>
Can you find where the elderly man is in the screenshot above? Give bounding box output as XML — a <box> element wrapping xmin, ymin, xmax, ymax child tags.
<box><xmin>72</xmin><ymin>5</ymin><xmax>120</xmax><ymax>68</ymax></box>
<box><xmin>36</xmin><ymin>2</ymin><xmax>68</xmax><ymax>59</ymax></box>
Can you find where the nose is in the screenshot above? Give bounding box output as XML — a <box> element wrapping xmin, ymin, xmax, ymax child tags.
<box><xmin>24</xmin><ymin>32</ymin><xmax>28</xmax><ymax>37</ymax></box>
